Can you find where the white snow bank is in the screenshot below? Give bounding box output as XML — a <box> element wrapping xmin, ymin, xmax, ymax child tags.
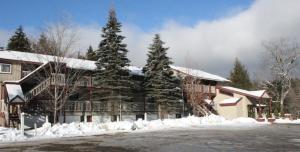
<box><xmin>0</xmin><ymin>127</ymin><xmax>27</xmax><ymax>142</ymax></box>
<box><xmin>0</xmin><ymin>115</ymin><xmax>267</xmax><ymax>143</ymax></box>
<box><xmin>274</xmin><ymin>118</ymin><xmax>300</xmax><ymax>124</ymax></box>
<box><xmin>231</xmin><ymin>117</ymin><xmax>259</xmax><ymax>124</ymax></box>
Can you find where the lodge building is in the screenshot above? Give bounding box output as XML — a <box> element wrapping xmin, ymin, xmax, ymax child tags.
<box><xmin>0</xmin><ymin>50</ymin><xmax>230</xmax><ymax>128</ymax></box>
<box><xmin>0</xmin><ymin>50</ymin><xmax>228</xmax><ymax>126</ymax></box>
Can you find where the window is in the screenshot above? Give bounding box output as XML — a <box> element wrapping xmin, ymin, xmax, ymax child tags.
<box><xmin>0</xmin><ymin>63</ymin><xmax>11</xmax><ymax>73</ymax></box>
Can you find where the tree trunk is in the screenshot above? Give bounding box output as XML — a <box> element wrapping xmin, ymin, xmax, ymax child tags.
<box><xmin>53</xmin><ymin>84</ymin><xmax>58</xmax><ymax>124</ymax></box>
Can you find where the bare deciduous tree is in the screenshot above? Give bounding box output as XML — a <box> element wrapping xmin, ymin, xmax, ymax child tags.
<box><xmin>28</xmin><ymin>18</ymin><xmax>84</xmax><ymax>124</ymax></box>
<box><xmin>263</xmin><ymin>38</ymin><xmax>300</xmax><ymax>116</ymax></box>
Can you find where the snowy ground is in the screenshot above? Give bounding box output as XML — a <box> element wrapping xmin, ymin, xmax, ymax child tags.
<box><xmin>0</xmin><ymin>115</ymin><xmax>273</xmax><ymax>143</ymax></box>
<box><xmin>1</xmin><ymin>124</ymin><xmax>300</xmax><ymax>152</ymax></box>
<box><xmin>274</xmin><ymin>118</ymin><xmax>300</xmax><ymax>124</ymax></box>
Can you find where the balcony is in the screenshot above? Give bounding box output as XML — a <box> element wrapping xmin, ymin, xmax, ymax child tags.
<box><xmin>64</xmin><ymin>101</ymin><xmax>183</xmax><ymax>113</ymax></box>
<box><xmin>50</xmin><ymin>73</ymin><xmax>65</xmax><ymax>85</ymax></box>
<box><xmin>184</xmin><ymin>84</ymin><xmax>216</xmax><ymax>94</ymax></box>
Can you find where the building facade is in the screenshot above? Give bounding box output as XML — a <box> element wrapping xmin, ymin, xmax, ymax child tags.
<box><xmin>0</xmin><ymin>50</ymin><xmax>228</xmax><ymax>128</ymax></box>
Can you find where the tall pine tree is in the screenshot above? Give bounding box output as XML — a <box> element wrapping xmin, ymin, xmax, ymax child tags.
<box><xmin>229</xmin><ymin>58</ymin><xmax>252</xmax><ymax>90</ymax></box>
<box><xmin>143</xmin><ymin>34</ymin><xmax>181</xmax><ymax>119</ymax></box>
<box><xmin>7</xmin><ymin>26</ymin><xmax>31</xmax><ymax>52</ymax></box>
<box><xmin>94</xmin><ymin>9</ymin><xmax>132</xmax><ymax>109</ymax></box>
<box><xmin>85</xmin><ymin>45</ymin><xmax>97</xmax><ymax>61</ymax></box>
<box><xmin>32</xmin><ymin>33</ymin><xmax>52</xmax><ymax>54</ymax></box>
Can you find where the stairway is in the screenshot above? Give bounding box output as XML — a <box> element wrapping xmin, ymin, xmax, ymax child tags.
<box><xmin>24</xmin><ymin>77</ymin><xmax>51</xmax><ymax>101</ymax></box>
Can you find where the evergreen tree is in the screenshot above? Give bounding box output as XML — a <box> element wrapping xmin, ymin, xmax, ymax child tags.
<box><xmin>7</xmin><ymin>26</ymin><xmax>31</xmax><ymax>52</ymax></box>
<box><xmin>94</xmin><ymin>9</ymin><xmax>132</xmax><ymax>107</ymax></box>
<box><xmin>229</xmin><ymin>58</ymin><xmax>252</xmax><ymax>90</ymax></box>
<box><xmin>143</xmin><ymin>34</ymin><xmax>181</xmax><ymax>119</ymax></box>
<box><xmin>32</xmin><ymin>33</ymin><xmax>52</xmax><ymax>55</ymax></box>
<box><xmin>85</xmin><ymin>45</ymin><xmax>97</xmax><ymax>61</ymax></box>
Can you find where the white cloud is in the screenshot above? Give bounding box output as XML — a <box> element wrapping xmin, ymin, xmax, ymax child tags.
<box><xmin>1</xmin><ymin>0</ymin><xmax>300</xmax><ymax>78</ymax></box>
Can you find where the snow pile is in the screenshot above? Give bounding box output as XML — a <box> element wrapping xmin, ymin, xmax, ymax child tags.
<box><xmin>0</xmin><ymin>127</ymin><xmax>26</xmax><ymax>142</ymax></box>
<box><xmin>0</xmin><ymin>115</ymin><xmax>267</xmax><ymax>143</ymax></box>
<box><xmin>231</xmin><ymin>117</ymin><xmax>259</xmax><ymax>124</ymax></box>
<box><xmin>274</xmin><ymin>118</ymin><xmax>300</xmax><ymax>124</ymax></box>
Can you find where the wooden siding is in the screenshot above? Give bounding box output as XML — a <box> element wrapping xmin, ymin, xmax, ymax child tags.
<box><xmin>0</xmin><ymin>62</ymin><xmax>21</xmax><ymax>83</ymax></box>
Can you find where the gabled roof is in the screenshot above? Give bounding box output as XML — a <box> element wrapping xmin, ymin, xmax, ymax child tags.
<box><xmin>219</xmin><ymin>86</ymin><xmax>270</xmax><ymax>99</ymax></box>
<box><xmin>171</xmin><ymin>65</ymin><xmax>229</xmax><ymax>82</ymax></box>
<box><xmin>219</xmin><ymin>97</ymin><xmax>242</xmax><ymax>106</ymax></box>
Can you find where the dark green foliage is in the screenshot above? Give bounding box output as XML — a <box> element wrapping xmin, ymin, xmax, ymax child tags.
<box><xmin>143</xmin><ymin>34</ymin><xmax>181</xmax><ymax>114</ymax></box>
<box><xmin>85</xmin><ymin>45</ymin><xmax>97</xmax><ymax>61</ymax></box>
<box><xmin>274</xmin><ymin>108</ymin><xmax>279</xmax><ymax>118</ymax></box>
<box><xmin>229</xmin><ymin>58</ymin><xmax>252</xmax><ymax>90</ymax></box>
<box><xmin>7</xmin><ymin>26</ymin><xmax>31</xmax><ymax>52</ymax></box>
<box><xmin>284</xmin><ymin>78</ymin><xmax>300</xmax><ymax>117</ymax></box>
<box><xmin>32</xmin><ymin>33</ymin><xmax>52</xmax><ymax>55</ymax></box>
<box><xmin>94</xmin><ymin>9</ymin><xmax>132</xmax><ymax>103</ymax></box>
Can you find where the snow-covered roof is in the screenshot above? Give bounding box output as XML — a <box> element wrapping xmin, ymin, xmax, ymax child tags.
<box><xmin>0</xmin><ymin>50</ymin><xmax>227</xmax><ymax>79</ymax></box>
<box><xmin>219</xmin><ymin>97</ymin><xmax>242</xmax><ymax>105</ymax></box>
<box><xmin>0</xmin><ymin>50</ymin><xmax>143</xmax><ymax>75</ymax></box>
<box><xmin>171</xmin><ymin>65</ymin><xmax>229</xmax><ymax>82</ymax></box>
<box><xmin>5</xmin><ymin>84</ymin><xmax>25</xmax><ymax>103</ymax></box>
<box><xmin>220</xmin><ymin>86</ymin><xmax>270</xmax><ymax>99</ymax></box>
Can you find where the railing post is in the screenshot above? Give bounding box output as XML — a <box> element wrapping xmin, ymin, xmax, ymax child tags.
<box><xmin>20</xmin><ymin>112</ymin><xmax>24</xmax><ymax>136</ymax></box>
<box><xmin>144</xmin><ymin>112</ymin><xmax>147</xmax><ymax>121</ymax></box>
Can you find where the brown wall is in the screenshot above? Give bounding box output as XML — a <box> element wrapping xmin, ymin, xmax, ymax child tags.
<box><xmin>0</xmin><ymin>62</ymin><xmax>22</xmax><ymax>83</ymax></box>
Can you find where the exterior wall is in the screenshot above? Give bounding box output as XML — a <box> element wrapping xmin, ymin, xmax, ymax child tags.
<box><xmin>214</xmin><ymin>89</ymin><xmax>253</xmax><ymax>120</ymax></box>
<box><xmin>0</xmin><ymin>62</ymin><xmax>22</xmax><ymax>82</ymax></box>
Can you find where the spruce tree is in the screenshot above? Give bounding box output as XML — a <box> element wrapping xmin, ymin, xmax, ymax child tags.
<box><xmin>229</xmin><ymin>58</ymin><xmax>252</xmax><ymax>90</ymax></box>
<box><xmin>7</xmin><ymin>26</ymin><xmax>31</xmax><ymax>52</ymax></box>
<box><xmin>32</xmin><ymin>33</ymin><xmax>52</xmax><ymax>54</ymax></box>
<box><xmin>94</xmin><ymin>9</ymin><xmax>132</xmax><ymax>108</ymax></box>
<box><xmin>85</xmin><ymin>45</ymin><xmax>97</xmax><ymax>61</ymax></box>
<box><xmin>143</xmin><ymin>34</ymin><xmax>181</xmax><ymax>119</ymax></box>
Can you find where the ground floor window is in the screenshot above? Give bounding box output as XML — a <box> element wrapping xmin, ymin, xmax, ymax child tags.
<box><xmin>136</xmin><ymin>114</ymin><xmax>144</xmax><ymax>120</ymax></box>
<box><xmin>176</xmin><ymin>113</ymin><xmax>182</xmax><ymax>118</ymax></box>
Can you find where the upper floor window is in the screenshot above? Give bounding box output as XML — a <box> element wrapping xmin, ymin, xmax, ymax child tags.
<box><xmin>0</xmin><ymin>63</ymin><xmax>12</xmax><ymax>73</ymax></box>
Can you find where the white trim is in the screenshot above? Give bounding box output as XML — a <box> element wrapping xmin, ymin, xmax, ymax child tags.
<box><xmin>0</xmin><ymin>63</ymin><xmax>12</xmax><ymax>74</ymax></box>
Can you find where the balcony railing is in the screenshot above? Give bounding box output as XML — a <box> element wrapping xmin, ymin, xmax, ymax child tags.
<box><xmin>64</xmin><ymin>101</ymin><xmax>183</xmax><ymax>113</ymax></box>
<box><xmin>184</xmin><ymin>84</ymin><xmax>216</xmax><ymax>94</ymax></box>
<box><xmin>51</xmin><ymin>73</ymin><xmax>65</xmax><ymax>85</ymax></box>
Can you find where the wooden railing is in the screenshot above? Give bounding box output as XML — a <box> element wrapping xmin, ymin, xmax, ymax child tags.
<box><xmin>24</xmin><ymin>78</ymin><xmax>51</xmax><ymax>101</ymax></box>
<box><xmin>184</xmin><ymin>84</ymin><xmax>216</xmax><ymax>94</ymax></box>
<box><xmin>51</xmin><ymin>73</ymin><xmax>65</xmax><ymax>85</ymax></box>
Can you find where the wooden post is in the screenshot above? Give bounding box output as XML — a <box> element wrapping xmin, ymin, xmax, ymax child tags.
<box><xmin>269</xmin><ymin>98</ymin><xmax>272</xmax><ymax>118</ymax></box>
<box><xmin>20</xmin><ymin>112</ymin><xmax>24</xmax><ymax>136</ymax></box>
<box><xmin>258</xmin><ymin>98</ymin><xmax>262</xmax><ymax>118</ymax></box>
<box><xmin>144</xmin><ymin>112</ymin><xmax>147</xmax><ymax>121</ymax></box>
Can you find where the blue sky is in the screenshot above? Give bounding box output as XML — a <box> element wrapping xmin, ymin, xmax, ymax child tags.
<box><xmin>1</xmin><ymin>0</ymin><xmax>299</xmax><ymax>77</ymax></box>
<box><xmin>1</xmin><ymin>0</ymin><xmax>253</xmax><ymax>31</ymax></box>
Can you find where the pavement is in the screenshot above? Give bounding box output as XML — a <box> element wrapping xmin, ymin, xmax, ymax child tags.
<box><xmin>0</xmin><ymin>124</ymin><xmax>300</xmax><ymax>152</ymax></box>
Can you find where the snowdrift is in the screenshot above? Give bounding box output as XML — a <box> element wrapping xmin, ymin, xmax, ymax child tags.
<box><xmin>0</xmin><ymin>115</ymin><xmax>267</xmax><ymax>143</ymax></box>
